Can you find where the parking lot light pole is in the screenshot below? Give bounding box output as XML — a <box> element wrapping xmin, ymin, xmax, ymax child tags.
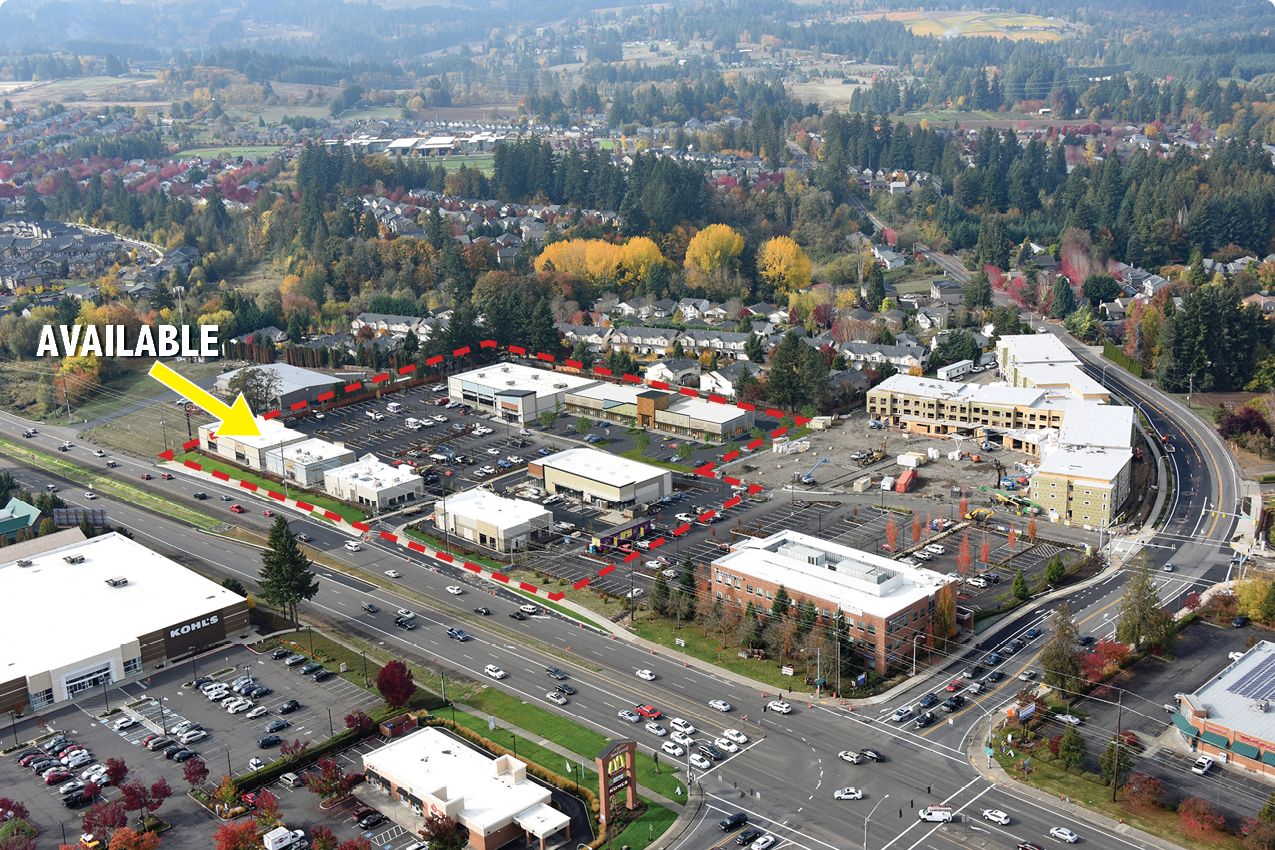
<box><xmin>7</xmin><ymin>710</ymin><xmax>17</xmax><ymax>746</ymax></box>
<box><xmin>101</xmin><ymin>675</ymin><xmax>110</xmax><ymax>712</ymax></box>
<box><xmin>327</xmin><ymin>708</ymin><xmax>334</xmax><ymax>737</ymax></box>
<box><xmin>508</xmin><ymin>731</ymin><xmax>517</xmax><ymax>760</ymax></box>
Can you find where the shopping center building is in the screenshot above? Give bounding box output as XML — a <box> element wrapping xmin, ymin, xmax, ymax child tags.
<box><xmin>1176</xmin><ymin>640</ymin><xmax>1275</xmax><ymax>778</ymax></box>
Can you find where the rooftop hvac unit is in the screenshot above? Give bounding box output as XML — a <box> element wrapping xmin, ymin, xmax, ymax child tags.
<box><xmin>16</xmin><ymin>559</ymin><xmax>32</xmax><ymax>567</ymax></box>
<box><xmin>477</xmin><ymin>373</ymin><xmax>486</xmax><ymax>378</ymax></box>
<box><xmin>554</xmin><ymin>383</ymin><xmax>567</xmax><ymax>389</ymax></box>
<box><xmin>105</xmin><ymin>576</ymin><xmax>128</xmax><ymax>588</ymax></box>
<box><xmin>64</xmin><ymin>554</ymin><xmax>85</xmax><ymax>564</ymax></box>
<box><xmin>501</xmin><ymin>367</ymin><xmax>510</xmax><ymax>372</ymax></box>
<box><xmin>507</xmin><ymin>381</ymin><xmax>517</xmax><ymax>386</ymax></box>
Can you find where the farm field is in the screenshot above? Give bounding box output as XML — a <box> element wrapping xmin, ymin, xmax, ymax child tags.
<box><xmin>864</xmin><ymin>10</ymin><xmax>1069</xmax><ymax>41</ymax></box>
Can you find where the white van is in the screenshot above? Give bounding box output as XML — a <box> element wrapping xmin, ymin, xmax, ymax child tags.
<box><xmin>366</xmin><ymin>410</ymin><xmax>384</xmax><ymax>422</ymax></box>
<box><xmin>918</xmin><ymin>806</ymin><xmax>953</xmax><ymax>823</ymax></box>
<box><xmin>387</xmin><ymin>402</ymin><xmax>404</xmax><ymax>414</ymax></box>
<box><xmin>405</xmin><ymin>418</ymin><xmax>422</xmax><ymax>431</ymax></box>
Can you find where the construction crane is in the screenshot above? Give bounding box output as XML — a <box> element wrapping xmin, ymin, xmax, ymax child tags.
<box><xmin>800</xmin><ymin>458</ymin><xmax>831</xmax><ymax>485</ymax></box>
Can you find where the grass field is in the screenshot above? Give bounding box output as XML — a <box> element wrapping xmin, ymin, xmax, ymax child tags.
<box><xmin>505</xmin><ymin>566</ymin><xmax>629</xmax><ymax>623</ymax></box>
<box><xmin>902</xmin><ymin>109</ymin><xmax>1001</xmax><ymax>123</ymax></box>
<box><xmin>177</xmin><ymin>145</ymin><xmax>288</xmax><ymax>160</ymax></box>
<box><xmin>630</xmin><ymin>616</ymin><xmax>824</xmax><ymax>692</ymax></box>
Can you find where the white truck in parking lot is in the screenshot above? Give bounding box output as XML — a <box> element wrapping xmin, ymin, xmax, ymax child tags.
<box><xmin>262</xmin><ymin>826</ymin><xmax>307</xmax><ymax>850</ymax></box>
<box><xmin>405</xmin><ymin>418</ymin><xmax>422</xmax><ymax>430</ymax></box>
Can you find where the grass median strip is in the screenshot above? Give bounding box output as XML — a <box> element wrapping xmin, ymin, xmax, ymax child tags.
<box><xmin>176</xmin><ymin>450</ymin><xmax>368</xmax><ymax>524</ymax></box>
<box><xmin>0</xmin><ymin>437</ymin><xmax>219</xmax><ymax>528</ymax></box>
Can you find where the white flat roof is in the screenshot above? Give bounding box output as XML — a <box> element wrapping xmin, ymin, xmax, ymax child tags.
<box><xmin>363</xmin><ymin>728</ymin><xmax>550</xmax><ymax>832</ymax></box>
<box><xmin>1016</xmin><ymin>362</ymin><xmax>1108</xmax><ymax>397</ymax></box>
<box><xmin>1058</xmin><ymin>404</ymin><xmax>1134</xmax><ymax>450</ymax></box>
<box><xmin>538</xmin><ymin>447</ymin><xmax>669</xmax><ymax>488</ymax></box>
<box><xmin>201</xmin><ymin>416</ymin><xmax>305</xmax><ymax>451</ymax></box>
<box><xmin>440</xmin><ymin>490</ymin><xmax>551</xmax><ymax>531</ymax></box>
<box><xmin>998</xmin><ymin>334</ymin><xmax>1080</xmax><ymax>366</ymax></box>
<box><xmin>1036</xmin><ymin>443</ymin><xmax>1131</xmax><ymax>484</ymax></box>
<box><xmin>326</xmin><ymin>454</ymin><xmax>418</xmax><ymax>489</ymax></box>
<box><xmin>453</xmin><ymin>363</ymin><xmax>599</xmax><ymax>401</ymax></box>
<box><xmin>713</xmin><ymin>529</ymin><xmax>955</xmax><ymax>620</ymax></box>
<box><xmin>278</xmin><ymin>437</ymin><xmax>352</xmax><ymax>463</ymax></box>
<box><xmin>216</xmin><ymin>363</ymin><xmax>341</xmax><ymax>397</ymax></box>
<box><xmin>1193</xmin><ymin>641</ymin><xmax>1275</xmax><ymax>745</ymax></box>
<box><xmin>0</xmin><ymin>533</ymin><xmax>241</xmax><ymax>680</ymax></box>
<box><xmin>666</xmin><ymin>397</ymin><xmax>749</xmax><ymax>425</ymax></box>
<box><xmin>870</xmin><ymin>374</ymin><xmax>965</xmax><ymax>398</ymax></box>
<box><xmin>569</xmin><ymin>383</ymin><xmax>747</xmax><ymax>425</ymax></box>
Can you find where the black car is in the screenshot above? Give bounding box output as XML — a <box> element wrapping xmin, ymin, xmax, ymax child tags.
<box><xmin>1077</xmin><ymin>635</ymin><xmax>1096</xmax><ymax>646</ymax></box>
<box><xmin>299</xmin><ymin>662</ymin><xmax>323</xmax><ymax>675</ymax></box>
<box><xmin>914</xmin><ymin>712</ymin><xmax>935</xmax><ymax>728</ymax></box>
<box><xmin>509</xmin><ymin>611</ymin><xmax>527</xmax><ymax>621</ymax></box>
<box><xmin>860</xmin><ymin>749</ymin><xmax>885</xmax><ymax>762</ymax></box>
<box><xmin>163</xmin><ymin>746</ymin><xmax>187</xmax><ymax>760</ymax></box>
<box><xmin>474</xmin><ymin>607</ymin><xmax>492</xmax><ymax>616</ymax></box>
<box><xmin>555</xmin><ymin>684</ymin><xmax>577</xmax><ymax>695</ymax></box>
<box><xmin>270</xmin><ymin>648</ymin><xmax>292</xmax><ymax>660</ymax></box>
<box><xmin>279</xmin><ymin>700</ymin><xmax>301</xmax><ymax>714</ymax></box>
<box><xmin>719</xmin><ymin>813</ymin><xmax>748</xmax><ymax>831</ymax></box>
<box><xmin>986</xmin><ymin>671</ymin><xmax>1005</xmax><ymax>683</ymax></box>
<box><xmin>984</xmin><ymin>653</ymin><xmax>1004</xmax><ymax>666</ymax></box>
<box><xmin>1234</xmin><ymin>616</ymin><xmax>1252</xmax><ymax>628</ymax></box>
<box><xmin>395</xmin><ymin>618</ymin><xmax>417</xmax><ymax>631</ymax></box>
<box><xmin>1024</xmin><ymin>627</ymin><xmax>1043</xmax><ymax>640</ymax></box>
<box><xmin>358</xmin><ymin>813</ymin><xmax>387</xmax><ymax>829</ymax></box>
<box><xmin>735</xmin><ymin>829</ymin><xmax>763</xmax><ymax>846</ymax></box>
<box><xmin>192</xmin><ymin>676</ymin><xmax>213</xmax><ymax>688</ymax></box>
<box><xmin>314</xmin><ymin>670</ymin><xmax>336</xmax><ymax>682</ymax></box>
<box><xmin>917</xmin><ymin>693</ymin><xmax>938</xmax><ymax>709</ymax></box>
<box><xmin>172</xmin><ymin>751</ymin><xmax>199</xmax><ymax>763</ymax></box>
<box><xmin>247</xmin><ymin>686</ymin><xmax>273</xmax><ymax>699</ymax></box>
<box><xmin>62</xmin><ymin>791</ymin><xmax>88</xmax><ymax>808</ymax></box>
<box><xmin>699</xmin><ymin>744</ymin><xmax>724</xmax><ymax>761</ymax></box>
<box><xmin>257</xmin><ymin>736</ymin><xmax>282</xmax><ymax>749</ymax></box>
<box><xmin>266</xmin><ymin>720</ymin><xmax>292</xmax><ymax>733</ymax></box>
<box><xmin>546</xmin><ymin>667</ymin><xmax>567</xmax><ymax>680</ymax></box>
<box><xmin>941</xmin><ymin>695</ymin><xmax>965</xmax><ymax>712</ymax></box>
<box><xmin>193</xmin><ymin>492</ymin><xmax>207</xmax><ymax>500</ymax></box>
<box><xmin>361</xmin><ymin>602</ymin><xmax>379</xmax><ymax>614</ymax></box>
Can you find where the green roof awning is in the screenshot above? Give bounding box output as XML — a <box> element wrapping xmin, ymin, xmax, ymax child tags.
<box><xmin>1201</xmin><ymin>730</ymin><xmax>1230</xmax><ymax>748</ymax></box>
<box><xmin>1233</xmin><ymin>741</ymin><xmax>1260</xmax><ymax>760</ymax></box>
<box><xmin>1172</xmin><ymin>712</ymin><xmax>1197</xmax><ymax>736</ymax></box>
<box><xmin>1262</xmin><ymin>751</ymin><xmax>1275</xmax><ymax>767</ymax></box>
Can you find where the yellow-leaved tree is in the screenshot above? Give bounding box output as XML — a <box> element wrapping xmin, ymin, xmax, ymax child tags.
<box><xmin>684</xmin><ymin>224</ymin><xmax>744</xmax><ymax>278</ymax></box>
<box><xmin>756</xmin><ymin>236</ymin><xmax>812</xmax><ymax>296</ymax></box>
<box><xmin>621</xmin><ymin>236</ymin><xmax>666</xmax><ymax>285</ymax></box>
<box><xmin>535</xmin><ymin>239</ymin><xmax>625</xmax><ymax>286</ymax></box>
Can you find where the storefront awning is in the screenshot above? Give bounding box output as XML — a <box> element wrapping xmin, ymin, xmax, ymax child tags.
<box><xmin>1262</xmin><ymin>751</ymin><xmax>1275</xmax><ymax>767</ymax></box>
<box><xmin>1200</xmin><ymin>729</ymin><xmax>1230</xmax><ymax>749</ymax></box>
<box><xmin>1172</xmin><ymin>712</ymin><xmax>1197</xmax><ymax>736</ymax></box>
<box><xmin>1233</xmin><ymin>741</ymin><xmax>1260</xmax><ymax>760</ymax></box>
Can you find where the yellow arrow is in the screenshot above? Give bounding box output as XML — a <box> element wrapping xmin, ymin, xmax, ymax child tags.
<box><xmin>148</xmin><ymin>362</ymin><xmax>261</xmax><ymax>438</ymax></box>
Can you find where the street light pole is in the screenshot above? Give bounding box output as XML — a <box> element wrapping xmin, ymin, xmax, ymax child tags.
<box><xmin>865</xmin><ymin>794</ymin><xmax>889</xmax><ymax>850</ymax></box>
<box><xmin>7</xmin><ymin>710</ymin><xmax>17</xmax><ymax>747</ymax></box>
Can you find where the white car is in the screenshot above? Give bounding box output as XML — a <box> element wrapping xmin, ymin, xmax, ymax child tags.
<box><xmin>838</xmin><ymin>750</ymin><xmax>863</xmax><ymax>764</ymax></box>
<box><xmin>66</xmin><ymin>752</ymin><xmax>93</xmax><ymax>769</ymax></box>
<box><xmin>519</xmin><ymin>604</ymin><xmax>538</xmax><ymax>614</ymax></box>
<box><xmin>81</xmin><ymin>765</ymin><xmax>107</xmax><ymax>781</ymax></box>
<box><xmin>890</xmin><ymin>706</ymin><xmax>914</xmax><ymax>723</ymax></box>
<box><xmin>834</xmin><ymin>787</ymin><xmax>863</xmax><ymax>800</ymax></box>
<box><xmin>618</xmin><ymin>710</ymin><xmax>641</xmax><ymax>723</ymax></box>
<box><xmin>753</xmin><ymin>837</ymin><xmax>776</xmax><ymax>850</ymax></box>
<box><xmin>1056</xmin><ymin>714</ymin><xmax>1082</xmax><ymax>726</ymax></box>
<box><xmin>1049</xmin><ymin>827</ymin><xmax>1079</xmax><ymax>844</ymax></box>
<box><xmin>636</xmin><ymin>669</ymin><xmax>656</xmax><ymax>681</ymax></box>
<box><xmin>245</xmin><ymin>706</ymin><xmax>268</xmax><ymax>719</ymax></box>
<box><xmin>487</xmin><ymin>448</ymin><xmax>500</xmax><ymax>455</ymax></box>
<box><xmin>767</xmin><ymin>700</ymin><xmax>792</xmax><ymax>714</ymax></box>
<box><xmin>722</xmin><ymin>729</ymin><xmax>748</xmax><ymax>745</ymax></box>
<box><xmin>982</xmin><ymin>810</ymin><xmax>1011</xmax><ymax>825</ymax></box>
<box><xmin>446</xmin><ymin>585</ymin><xmax>463</xmax><ymax>595</ymax></box>
<box><xmin>111</xmin><ymin>717</ymin><xmax>135</xmax><ymax>731</ymax></box>
<box><xmin>644</xmin><ymin>561</ymin><xmax>665</xmax><ymax>571</ymax></box>
<box><xmin>432</xmin><ymin>415</ymin><xmax>448</xmax><ymax>423</ymax></box>
<box><xmin>384</xmin><ymin>570</ymin><xmax>402</xmax><ymax>578</ymax></box>
<box><xmin>205</xmin><ymin>688</ymin><xmax>229</xmax><ymax>701</ymax></box>
<box><xmin>59</xmin><ymin>779</ymin><xmax>85</xmax><ymax>795</ymax></box>
<box><xmin>84</xmin><ymin>492</ymin><xmax>97</xmax><ymax>500</ymax></box>
<box><xmin>670</xmin><ymin>731</ymin><xmax>694</xmax><ymax>748</ymax></box>
<box><xmin>713</xmin><ymin>738</ymin><xmax>739</xmax><ymax>753</ymax></box>
<box><xmin>229</xmin><ymin>700</ymin><xmax>254</xmax><ymax>714</ymax></box>
<box><xmin>1192</xmin><ymin>756</ymin><xmax>1214</xmax><ymax>775</ymax></box>
<box><xmin>484</xmin><ymin>665</ymin><xmax>507</xmax><ymax>679</ymax></box>
<box><xmin>179</xmin><ymin>730</ymin><xmax>207</xmax><ymax>745</ymax></box>
<box><xmin>708</xmin><ymin>699</ymin><xmax>732</xmax><ymax>712</ymax></box>
<box><xmin>93</xmin><ymin>450</ymin><xmax>106</xmax><ymax>457</ymax></box>
<box><xmin>546</xmin><ymin>692</ymin><xmax>568</xmax><ymax>706</ymax></box>
<box><xmin>925</xmin><ymin>544</ymin><xmax>945</xmax><ymax>555</ymax></box>
<box><xmin>661</xmin><ymin>741</ymin><xmax>685</xmax><ymax>757</ymax></box>
<box><xmin>688</xmin><ymin>754</ymin><xmax>711</xmax><ymax>771</ymax></box>
<box><xmin>645</xmin><ymin>722</ymin><xmax>667</xmax><ymax>736</ymax></box>
<box><xmin>670</xmin><ymin>718</ymin><xmax>696</xmax><ymax>735</ymax></box>
<box><xmin>247</xmin><ymin>758</ymin><xmax>265</xmax><ymax>771</ymax></box>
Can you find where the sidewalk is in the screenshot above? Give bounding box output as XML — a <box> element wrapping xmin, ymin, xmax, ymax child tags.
<box><xmin>966</xmin><ymin>735</ymin><xmax>1182</xmax><ymax>850</ymax></box>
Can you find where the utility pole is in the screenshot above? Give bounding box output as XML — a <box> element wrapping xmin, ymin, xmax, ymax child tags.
<box><xmin>1112</xmin><ymin>692</ymin><xmax>1123</xmax><ymax>803</ymax></box>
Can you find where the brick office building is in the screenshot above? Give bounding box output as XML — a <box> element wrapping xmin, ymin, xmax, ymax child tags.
<box><xmin>710</xmin><ymin>530</ymin><xmax>957</xmax><ymax>675</ymax></box>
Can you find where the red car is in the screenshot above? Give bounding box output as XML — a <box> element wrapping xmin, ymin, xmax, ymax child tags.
<box><xmin>44</xmin><ymin>771</ymin><xmax>71</xmax><ymax>785</ymax></box>
<box><xmin>946</xmin><ymin>679</ymin><xmax>964</xmax><ymax>692</ymax></box>
<box><xmin>140</xmin><ymin>474</ymin><xmax>152</xmax><ymax>480</ymax></box>
<box><xmin>240</xmin><ymin>791</ymin><xmax>262</xmax><ymax>809</ymax></box>
<box><xmin>635</xmin><ymin>705</ymin><xmax>662</xmax><ymax>720</ymax></box>
<box><xmin>262</xmin><ymin>510</ymin><xmax>276</xmax><ymax>517</ymax></box>
<box><xmin>161</xmin><ymin>473</ymin><xmax>173</xmax><ymax>480</ymax></box>
<box><xmin>230</xmin><ymin>505</ymin><xmax>245</xmax><ymax>513</ymax></box>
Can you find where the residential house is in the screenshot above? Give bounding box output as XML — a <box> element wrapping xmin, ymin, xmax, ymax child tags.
<box><xmin>873</xmin><ymin>247</ymin><xmax>906</xmax><ymax>269</ymax></box>
<box><xmin>841</xmin><ymin>341</ymin><xmax>930</xmax><ymax>372</ymax></box>
<box><xmin>236</xmin><ymin>325</ymin><xmax>288</xmax><ymax>344</ymax></box>
<box><xmin>646</xmin><ymin>357</ymin><xmax>701</xmax><ymax>386</ymax></box>
<box><xmin>612</xmin><ymin>326</ymin><xmax>681</xmax><ymax>356</ymax></box>
<box><xmin>679</xmin><ymin>329</ymin><xmax>756</xmax><ymax>360</ymax></box>
<box><xmin>352</xmin><ymin>313</ymin><xmax>426</xmax><ymax>336</ymax></box>
<box><xmin>915</xmin><ymin>306</ymin><xmax>948</xmax><ymax>330</ymax></box>
<box><xmin>555</xmin><ymin>324</ymin><xmax>613</xmax><ymax>352</ymax></box>
<box><xmin>651</xmin><ymin>298</ymin><xmax>677</xmax><ymax>319</ymax></box>
<box><xmin>747</xmin><ymin>302</ymin><xmax>787</xmax><ymax>324</ymax></box>
<box><xmin>699</xmin><ymin>361</ymin><xmax>763</xmax><ymax>399</ymax></box>
<box><xmin>676</xmin><ymin>297</ymin><xmax>711</xmax><ymax>322</ymax></box>
<box><xmin>703</xmin><ymin>304</ymin><xmax>731</xmax><ymax>324</ymax></box>
<box><xmin>1243</xmin><ymin>293</ymin><xmax>1275</xmax><ymax>313</ymax></box>
<box><xmin>929</xmin><ymin>279</ymin><xmax>964</xmax><ymax>303</ymax></box>
<box><xmin>827</xmin><ymin>369</ymin><xmax>871</xmax><ymax>397</ymax></box>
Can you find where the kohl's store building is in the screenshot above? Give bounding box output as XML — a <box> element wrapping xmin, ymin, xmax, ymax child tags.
<box><xmin>0</xmin><ymin>530</ymin><xmax>249</xmax><ymax>714</ymax></box>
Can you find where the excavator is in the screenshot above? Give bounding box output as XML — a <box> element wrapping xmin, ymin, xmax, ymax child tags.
<box><xmin>858</xmin><ymin>437</ymin><xmax>887</xmax><ymax>467</ymax></box>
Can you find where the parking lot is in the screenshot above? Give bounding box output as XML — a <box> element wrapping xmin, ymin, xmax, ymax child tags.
<box><xmin>2</xmin><ymin>644</ymin><xmax>381</xmax><ymax>848</ymax></box>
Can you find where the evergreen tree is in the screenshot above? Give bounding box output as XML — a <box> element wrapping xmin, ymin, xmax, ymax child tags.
<box><xmin>770</xmin><ymin>585</ymin><xmax>791</xmax><ymax>620</ymax></box>
<box><xmin>744</xmin><ymin>331</ymin><xmax>765</xmax><ymax>363</ymax></box>
<box><xmin>1099</xmin><ymin>736</ymin><xmax>1134</xmax><ymax>790</ymax></box>
<box><xmin>865</xmin><ymin>263</ymin><xmax>886</xmax><ymax>311</ymax></box>
<box><xmin>1051</xmin><ymin>278</ymin><xmax>1076</xmax><ymax>319</ymax></box>
<box><xmin>1040</xmin><ymin>602</ymin><xmax>1082</xmax><ymax>695</ymax></box>
<box><xmin>963</xmin><ymin>271</ymin><xmax>992</xmax><ymax>309</ymax></box>
<box><xmin>1260</xmin><ymin>791</ymin><xmax>1275</xmax><ymax>824</ymax></box>
<box><xmin>1012</xmin><ymin>568</ymin><xmax>1029</xmax><ymax>600</ymax></box>
<box><xmin>1058</xmin><ymin>723</ymin><xmax>1086</xmax><ymax>768</ymax></box>
<box><xmin>677</xmin><ymin>553</ymin><xmax>697</xmax><ymax>620</ymax></box>
<box><xmin>1115</xmin><ymin>556</ymin><xmax>1162</xmax><ymax>646</ymax></box>
<box><xmin>525</xmin><ymin>298</ymin><xmax>560</xmax><ymax>356</ymax></box>
<box><xmin>258</xmin><ymin>516</ymin><xmax>320</xmax><ymax>626</ymax></box>
<box><xmin>79</xmin><ymin>514</ymin><xmax>96</xmax><ymax>539</ymax></box>
<box><xmin>150</xmin><ymin>279</ymin><xmax>175</xmax><ymax>312</ymax></box>
<box><xmin>651</xmin><ymin>569</ymin><xmax>671</xmax><ymax>616</ymax></box>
